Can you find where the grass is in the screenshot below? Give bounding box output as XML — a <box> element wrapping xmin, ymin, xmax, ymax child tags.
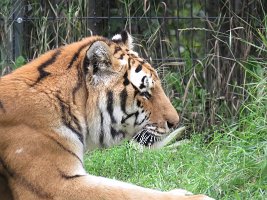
<box><xmin>84</xmin><ymin>77</ymin><xmax>266</xmax><ymax>200</ymax></box>
<box><xmin>84</xmin><ymin>124</ymin><xmax>266</xmax><ymax>199</ymax></box>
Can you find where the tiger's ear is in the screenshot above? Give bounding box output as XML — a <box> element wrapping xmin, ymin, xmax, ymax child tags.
<box><xmin>112</xmin><ymin>30</ymin><xmax>134</xmax><ymax>50</ymax></box>
<box><xmin>86</xmin><ymin>41</ymin><xmax>111</xmax><ymax>63</ymax></box>
<box><xmin>86</xmin><ymin>41</ymin><xmax>112</xmax><ymax>81</ymax></box>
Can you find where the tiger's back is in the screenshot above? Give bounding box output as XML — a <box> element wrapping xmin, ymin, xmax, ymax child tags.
<box><xmin>0</xmin><ymin>36</ymin><xmax>97</xmax><ymax>128</ymax></box>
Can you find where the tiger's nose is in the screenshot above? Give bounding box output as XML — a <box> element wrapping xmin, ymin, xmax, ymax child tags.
<box><xmin>167</xmin><ymin>121</ymin><xmax>175</xmax><ymax>129</ymax></box>
<box><xmin>166</xmin><ymin>116</ymin><xmax>179</xmax><ymax>129</ymax></box>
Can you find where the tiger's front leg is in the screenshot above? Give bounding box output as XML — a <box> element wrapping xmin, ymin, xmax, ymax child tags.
<box><xmin>0</xmin><ymin>125</ymin><xmax>214</xmax><ymax>200</ymax></box>
<box><xmin>55</xmin><ymin>174</ymin><xmax>213</xmax><ymax>200</ymax></box>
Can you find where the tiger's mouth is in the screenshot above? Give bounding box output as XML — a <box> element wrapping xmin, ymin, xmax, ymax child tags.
<box><xmin>133</xmin><ymin>128</ymin><xmax>165</xmax><ymax>147</ymax></box>
<box><xmin>132</xmin><ymin>125</ymin><xmax>186</xmax><ymax>149</ymax></box>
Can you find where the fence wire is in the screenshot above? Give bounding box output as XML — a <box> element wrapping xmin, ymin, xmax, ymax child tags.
<box><xmin>0</xmin><ymin>0</ymin><xmax>264</xmax><ymax>65</ymax></box>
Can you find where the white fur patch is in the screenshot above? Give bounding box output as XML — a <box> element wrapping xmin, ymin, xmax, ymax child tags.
<box><xmin>129</xmin><ymin>68</ymin><xmax>153</xmax><ymax>92</ymax></box>
<box><xmin>135</xmin><ymin>111</ymin><xmax>148</xmax><ymax>126</ymax></box>
<box><xmin>98</xmin><ymin>94</ymin><xmax>112</xmax><ymax>146</ymax></box>
<box><xmin>112</xmin><ymin>34</ymin><xmax>122</xmax><ymax>41</ymax></box>
<box><xmin>57</xmin><ymin>126</ymin><xmax>82</xmax><ymax>143</ymax></box>
<box><xmin>15</xmin><ymin>148</ymin><xmax>23</xmax><ymax>154</ymax></box>
<box><xmin>112</xmin><ymin>32</ymin><xmax>134</xmax><ymax>50</ymax></box>
<box><xmin>120</xmin><ymin>59</ymin><xmax>127</xmax><ymax>66</ymax></box>
<box><xmin>127</xmin><ymin>34</ymin><xmax>134</xmax><ymax>50</ymax></box>
<box><xmin>55</xmin><ymin>126</ymin><xmax>84</xmax><ymax>158</ymax></box>
<box><xmin>86</xmin><ymin>114</ymin><xmax>102</xmax><ymax>151</ymax></box>
<box><xmin>113</xmin><ymin>106</ymin><xmax>124</xmax><ymax>125</ymax></box>
<box><xmin>130</xmin><ymin>69</ymin><xmax>146</xmax><ymax>90</ymax></box>
<box><xmin>129</xmin><ymin>50</ymin><xmax>138</xmax><ymax>57</ymax></box>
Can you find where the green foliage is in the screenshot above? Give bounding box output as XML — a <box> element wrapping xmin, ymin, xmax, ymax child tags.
<box><xmin>0</xmin><ymin>0</ymin><xmax>11</xmax><ymax>16</ymax></box>
<box><xmin>85</xmin><ymin>122</ymin><xmax>266</xmax><ymax>199</ymax></box>
<box><xmin>14</xmin><ymin>56</ymin><xmax>26</xmax><ymax>69</ymax></box>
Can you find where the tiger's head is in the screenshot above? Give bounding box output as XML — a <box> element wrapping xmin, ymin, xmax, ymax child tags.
<box><xmin>84</xmin><ymin>31</ymin><xmax>179</xmax><ymax>149</ymax></box>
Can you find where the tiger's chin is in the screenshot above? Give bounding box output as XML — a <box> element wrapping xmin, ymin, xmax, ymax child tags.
<box><xmin>132</xmin><ymin>125</ymin><xmax>186</xmax><ymax>149</ymax></box>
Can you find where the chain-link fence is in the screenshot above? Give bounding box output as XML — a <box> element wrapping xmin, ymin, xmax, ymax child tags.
<box><xmin>2</xmin><ymin>1</ymin><xmax>264</xmax><ymax>63</ymax></box>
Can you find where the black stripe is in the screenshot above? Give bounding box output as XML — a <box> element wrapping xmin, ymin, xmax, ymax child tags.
<box><xmin>56</xmin><ymin>94</ymin><xmax>84</xmax><ymax>144</ymax></box>
<box><xmin>99</xmin><ymin>112</ymin><xmax>104</xmax><ymax>147</ymax></box>
<box><xmin>130</xmin><ymin>83</ymin><xmax>139</xmax><ymax>97</ymax></box>
<box><xmin>0</xmin><ymin>100</ymin><xmax>6</xmax><ymax>113</ymax></box>
<box><xmin>63</xmin><ymin>121</ymin><xmax>83</xmax><ymax>143</ymax></box>
<box><xmin>59</xmin><ymin>170</ymin><xmax>85</xmax><ymax>180</ymax></box>
<box><xmin>137</xmin><ymin>100</ymin><xmax>141</xmax><ymax>107</ymax></box>
<box><xmin>134</xmin><ymin>111</ymin><xmax>139</xmax><ymax>125</ymax></box>
<box><xmin>72</xmin><ymin>114</ymin><xmax>82</xmax><ymax>132</ymax></box>
<box><xmin>83</xmin><ymin>56</ymin><xmax>90</xmax><ymax>74</ymax></box>
<box><xmin>128</xmin><ymin>58</ymin><xmax>131</xmax><ymax>69</ymax></box>
<box><xmin>32</xmin><ymin>49</ymin><xmax>61</xmax><ymax>86</ymax></box>
<box><xmin>0</xmin><ymin>157</ymin><xmax>14</xmax><ymax>177</ymax></box>
<box><xmin>139</xmin><ymin>83</ymin><xmax>146</xmax><ymax>89</ymax></box>
<box><xmin>72</xmin><ymin>66</ymin><xmax>85</xmax><ymax>105</ymax></box>
<box><xmin>107</xmin><ymin>91</ymin><xmax>116</xmax><ymax>123</ymax></box>
<box><xmin>0</xmin><ymin>157</ymin><xmax>53</xmax><ymax>199</ymax></box>
<box><xmin>120</xmin><ymin>88</ymin><xmax>128</xmax><ymax>113</ymax></box>
<box><xmin>139</xmin><ymin>60</ymin><xmax>145</xmax><ymax>64</ymax></box>
<box><xmin>123</xmin><ymin>72</ymin><xmax>130</xmax><ymax>86</ymax></box>
<box><xmin>62</xmin><ymin>174</ymin><xmax>85</xmax><ymax>179</ymax></box>
<box><xmin>67</xmin><ymin>52</ymin><xmax>79</xmax><ymax>69</ymax></box>
<box><xmin>119</xmin><ymin>53</ymin><xmax>125</xmax><ymax>60</ymax></box>
<box><xmin>131</xmin><ymin>82</ymin><xmax>139</xmax><ymax>93</ymax></box>
<box><xmin>121</xmin><ymin>30</ymin><xmax>128</xmax><ymax>44</ymax></box>
<box><xmin>129</xmin><ymin>53</ymin><xmax>138</xmax><ymax>58</ymax></box>
<box><xmin>135</xmin><ymin>64</ymin><xmax>142</xmax><ymax>73</ymax></box>
<box><xmin>67</xmin><ymin>42</ymin><xmax>91</xmax><ymax>70</ymax></box>
<box><xmin>136</xmin><ymin>116</ymin><xmax>147</xmax><ymax>125</ymax></box>
<box><xmin>0</xmin><ymin>175</ymin><xmax>13</xmax><ymax>199</ymax></box>
<box><xmin>113</xmin><ymin>46</ymin><xmax>122</xmax><ymax>54</ymax></box>
<box><xmin>56</xmin><ymin>93</ymin><xmax>82</xmax><ymax>132</ymax></box>
<box><xmin>141</xmin><ymin>76</ymin><xmax>146</xmax><ymax>83</ymax></box>
<box><xmin>45</xmin><ymin>135</ymin><xmax>83</xmax><ymax>165</ymax></box>
<box><xmin>84</xmin><ymin>109</ymin><xmax>90</xmax><ymax>139</ymax></box>
<box><xmin>121</xmin><ymin>111</ymin><xmax>137</xmax><ymax>124</ymax></box>
<box><xmin>86</xmin><ymin>124</ymin><xmax>90</xmax><ymax>138</ymax></box>
<box><xmin>110</xmin><ymin>126</ymin><xmax>120</xmax><ymax>138</ymax></box>
<box><xmin>140</xmin><ymin>91</ymin><xmax>152</xmax><ymax>99</ymax></box>
<box><xmin>92</xmin><ymin>60</ymin><xmax>99</xmax><ymax>74</ymax></box>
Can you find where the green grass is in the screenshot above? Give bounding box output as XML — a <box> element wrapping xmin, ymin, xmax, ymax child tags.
<box><xmin>84</xmin><ymin>94</ymin><xmax>266</xmax><ymax>199</ymax></box>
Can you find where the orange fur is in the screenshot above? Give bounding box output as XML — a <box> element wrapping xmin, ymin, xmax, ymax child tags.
<box><xmin>0</xmin><ymin>34</ymin><xmax>213</xmax><ymax>200</ymax></box>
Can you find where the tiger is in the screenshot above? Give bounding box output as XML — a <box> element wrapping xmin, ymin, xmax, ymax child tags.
<box><xmin>0</xmin><ymin>30</ymin><xmax>213</xmax><ymax>200</ymax></box>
